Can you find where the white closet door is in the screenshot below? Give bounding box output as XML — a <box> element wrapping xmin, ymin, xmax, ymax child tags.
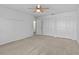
<box><xmin>42</xmin><ymin>16</ymin><xmax>56</xmax><ymax>36</ymax></box>
<box><xmin>55</xmin><ymin>16</ymin><xmax>67</xmax><ymax>37</ymax></box>
<box><xmin>55</xmin><ymin>13</ymin><xmax>77</xmax><ymax>40</ymax></box>
<box><xmin>40</xmin><ymin>12</ymin><xmax>77</xmax><ymax>40</ymax></box>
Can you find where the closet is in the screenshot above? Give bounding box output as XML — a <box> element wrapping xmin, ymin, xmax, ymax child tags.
<box><xmin>36</xmin><ymin>11</ymin><xmax>77</xmax><ymax>40</ymax></box>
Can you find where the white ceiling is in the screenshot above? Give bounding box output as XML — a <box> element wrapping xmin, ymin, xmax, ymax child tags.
<box><xmin>0</xmin><ymin>4</ymin><xmax>78</xmax><ymax>17</ymax></box>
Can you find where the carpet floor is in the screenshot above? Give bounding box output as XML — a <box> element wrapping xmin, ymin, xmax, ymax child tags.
<box><xmin>0</xmin><ymin>35</ymin><xmax>79</xmax><ymax>55</ymax></box>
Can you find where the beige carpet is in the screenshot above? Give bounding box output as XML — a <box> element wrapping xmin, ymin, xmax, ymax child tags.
<box><xmin>0</xmin><ymin>35</ymin><xmax>79</xmax><ymax>55</ymax></box>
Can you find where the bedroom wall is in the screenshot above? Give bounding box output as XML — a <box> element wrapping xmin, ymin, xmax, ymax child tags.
<box><xmin>0</xmin><ymin>6</ymin><xmax>34</xmax><ymax>45</ymax></box>
<box><xmin>39</xmin><ymin>11</ymin><xmax>77</xmax><ymax>40</ymax></box>
<box><xmin>78</xmin><ymin>14</ymin><xmax>79</xmax><ymax>40</ymax></box>
<box><xmin>77</xmin><ymin>9</ymin><xmax>79</xmax><ymax>41</ymax></box>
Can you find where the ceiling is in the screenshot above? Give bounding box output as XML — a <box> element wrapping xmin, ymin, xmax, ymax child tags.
<box><xmin>0</xmin><ymin>4</ymin><xmax>78</xmax><ymax>17</ymax></box>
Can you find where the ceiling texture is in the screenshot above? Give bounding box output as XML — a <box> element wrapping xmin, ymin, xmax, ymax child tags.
<box><xmin>0</xmin><ymin>4</ymin><xmax>78</xmax><ymax>17</ymax></box>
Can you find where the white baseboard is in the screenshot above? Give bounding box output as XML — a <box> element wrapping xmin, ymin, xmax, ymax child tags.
<box><xmin>0</xmin><ymin>35</ymin><xmax>33</xmax><ymax>45</ymax></box>
<box><xmin>42</xmin><ymin>34</ymin><xmax>78</xmax><ymax>41</ymax></box>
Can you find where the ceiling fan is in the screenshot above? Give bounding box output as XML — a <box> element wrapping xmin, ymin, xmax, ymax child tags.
<box><xmin>29</xmin><ymin>4</ymin><xmax>49</xmax><ymax>13</ymax></box>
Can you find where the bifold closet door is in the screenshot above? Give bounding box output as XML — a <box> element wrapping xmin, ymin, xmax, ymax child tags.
<box><xmin>41</xmin><ymin>12</ymin><xmax>77</xmax><ymax>40</ymax></box>
<box><xmin>55</xmin><ymin>14</ymin><xmax>77</xmax><ymax>40</ymax></box>
<box><xmin>42</xmin><ymin>16</ymin><xmax>56</xmax><ymax>36</ymax></box>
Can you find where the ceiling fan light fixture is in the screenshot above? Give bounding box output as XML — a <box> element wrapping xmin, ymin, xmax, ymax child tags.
<box><xmin>29</xmin><ymin>4</ymin><xmax>49</xmax><ymax>13</ymax></box>
<box><xmin>36</xmin><ymin>9</ymin><xmax>41</xmax><ymax>13</ymax></box>
<box><xmin>37</xmin><ymin>4</ymin><xmax>41</xmax><ymax>8</ymax></box>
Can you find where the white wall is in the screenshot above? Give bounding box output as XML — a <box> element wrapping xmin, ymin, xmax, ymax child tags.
<box><xmin>78</xmin><ymin>19</ymin><xmax>79</xmax><ymax>40</ymax></box>
<box><xmin>78</xmin><ymin>16</ymin><xmax>79</xmax><ymax>40</ymax></box>
<box><xmin>77</xmin><ymin>9</ymin><xmax>79</xmax><ymax>41</ymax></box>
<box><xmin>39</xmin><ymin>11</ymin><xmax>77</xmax><ymax>40</ymax></box>
<box><xmin>0</xmin><ymin>6</ymin><xmax>35</xmax><ymax>45</ymax></box>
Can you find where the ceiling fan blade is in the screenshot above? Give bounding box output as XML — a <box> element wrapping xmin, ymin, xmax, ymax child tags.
<box><xmin>41</xmin><ymin>8</ymin><xmax>48</xmax><ymax>12</ymax></box>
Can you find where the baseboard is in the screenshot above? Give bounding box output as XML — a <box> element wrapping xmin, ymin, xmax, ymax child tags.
<box><xmin>42</xmin><ymin>34</ymin><xmax>77</xmax><ymax>40</ymax></box>
<box><xmin>0</xmin><ymin>35</ymin><xmax>33</xmax><ymax>45</ymax></box>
